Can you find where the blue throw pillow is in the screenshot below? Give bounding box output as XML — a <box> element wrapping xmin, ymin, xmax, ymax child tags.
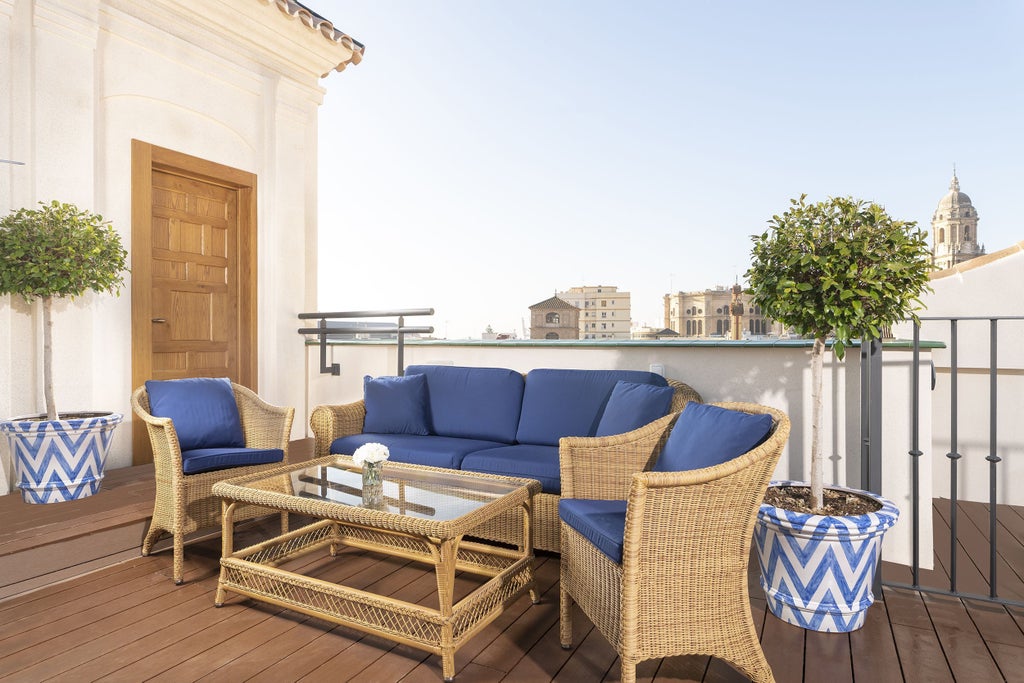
<box><xmin>595</xmin><ymin>381</ymin><xmax>675</xmax><ymax>437</ymax></box>
<box><xmin>145</xmin><ymin>377</ymin><xmax>245</xmax><ymax>451</ymax></box>
<box><xmin>654</xmin><ymin>402</ymin><xmax>773</xmax><ymax>472</ymax></box>
<box><xmin>363</xmin><ymin>374</ymin><xmax>431</xmax><ymax>435</ymax></box>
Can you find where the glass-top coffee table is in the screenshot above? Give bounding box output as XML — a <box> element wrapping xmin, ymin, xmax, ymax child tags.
<box><xmin>211</xmin><ymin>455</ymin><xmax>541</xmax><ymax>682</ymax></box>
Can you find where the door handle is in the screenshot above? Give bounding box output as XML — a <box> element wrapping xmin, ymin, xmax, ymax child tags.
<box><xmin>151</xmin><ymin>318</ymin><xmax>167</xmax><ymax>323</ymax></box>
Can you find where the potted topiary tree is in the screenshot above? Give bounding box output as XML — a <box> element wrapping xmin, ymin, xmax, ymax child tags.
<box><xmin>745</xmin><ymin>194</ymin><xmax>932</xmax><ymax>632</ymax></box>
<box><xmin>0</xmin><ymin>201</ymin><xmax>129</xmax><ymax>503</ymax></box>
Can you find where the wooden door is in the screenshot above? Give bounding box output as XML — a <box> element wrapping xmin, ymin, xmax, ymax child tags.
<box><xmin>131</xmin><ymin>141</ymin><xmax>258</xmax><ymax>464</ymax></box>
<box><xmin>148</xmin><ymin>171</ymin><xmax>239</xmax><ymax>380</ymax></box>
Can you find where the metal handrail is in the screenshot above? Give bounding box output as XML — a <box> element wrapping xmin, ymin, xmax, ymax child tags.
<box><xmin>297</xmin><ymin>308</ymin><xmax>434</xmax><ymax>376</ymax></box>
<box><xmin>884</xmin><ymin>314</ymin><xmax>1024</xmax><ymax>607</ymax></box>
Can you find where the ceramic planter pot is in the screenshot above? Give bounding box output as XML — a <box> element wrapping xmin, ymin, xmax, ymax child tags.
<box><xmin>754</xmin><ymin>480</ymin><xmax>899</xmax><ymax>632</ymax></box>
<box><xmin>1</xmin><ymin>412</ymin><xmax>123</xmax><ymax>504</ymax></box>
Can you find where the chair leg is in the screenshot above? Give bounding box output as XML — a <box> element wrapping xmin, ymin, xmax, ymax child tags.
<box><xmin>730</xmin><ymin>650</ymin><xmax>776</xmax><ymax>683</ymax></box>
<box><xmin>620</xmin><ymin>657</ymin><xmax>638</xmax><ymax>683</ymax></box>
<box><xmin>141</xmin><ymin>521</ymin><xmax>163</xmax><ymax>556</ymax></box>
<box><xmin>172</xmin><ymin>533</ymin><xmax>185</xmax><ymax>585</ymax></box>
<box><xmin>559</xmin><ymin>582</ymin><xmax>573</xmax><ymax>649</ymax></box>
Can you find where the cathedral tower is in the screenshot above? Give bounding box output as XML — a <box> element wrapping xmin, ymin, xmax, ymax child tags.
<box><xmin>932</xmin><ymin>171</ymin><xmax>984</xmax><ymax>270</ymax></box>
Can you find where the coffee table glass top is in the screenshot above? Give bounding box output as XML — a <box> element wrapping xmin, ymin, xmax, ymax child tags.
<box><xmin>243</xmin><ymin>460</ymin><xmax>526</xmax><ymax>522</ymax></box>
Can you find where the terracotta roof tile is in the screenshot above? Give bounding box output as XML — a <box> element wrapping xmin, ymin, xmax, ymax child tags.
<box><xmin>529</xmin><ymin>296</ymin><xmax>579</xmax><ymax>310</ymax></box>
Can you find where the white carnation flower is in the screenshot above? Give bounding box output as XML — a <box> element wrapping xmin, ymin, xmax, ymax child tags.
<box><xmin>353</xmin><ymin>442</ymin><xmax>390</xmax><ymax>466</ymax></box>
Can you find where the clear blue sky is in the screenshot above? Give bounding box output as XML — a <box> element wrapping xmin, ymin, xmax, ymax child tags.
<box><xmin>314</xmin><ymin>1</ymin><xmax>1024</xmax><ymax>340</ymax></box>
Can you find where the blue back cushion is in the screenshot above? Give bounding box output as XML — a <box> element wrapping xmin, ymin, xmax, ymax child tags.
<box><xmin>516</xmin><ymin>369</ymin><xmax>669</xmax><ymax>446</ymax></box>
<box><xmin>145</xmin><ymin>377</ymin><xmax>244</xmax><ymax>451</ymax></box>
<box><xmin>405</xmin><ymin>365</ymin><xmax>524</xmax><ymax>443</ymax></box>
<box><xmin>654</xmin><ymin>402</ymin><xmax>773</xmax><ymax>472</ymax></box>
<box><xmin>363</xmin><ymin>374</ymin><xmax>430</xmax><ymax>435</ymax></box>
<box><xmin>594</xmin><ymin>381</ymin><xmax>675</xmax><ymax>437</ymax></box>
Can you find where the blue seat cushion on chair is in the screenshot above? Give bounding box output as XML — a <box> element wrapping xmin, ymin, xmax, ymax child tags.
<box><xmin>180</xmin><ymin>447</ymin><xmax>284</xmax><ymax>475</ymax></box>
<box><xmin>363</xmin><ymin>374</ymin><xmax>431</xmax><ymax>435</ymax></box>
<box><xmin>405</xmin><ymin>365</ymin><xmax>524</xmax><ymax>443</ymax></box>
<box><xmin>460</xmin><ymin>444</ymin><xmax>561</xmax><ymax>494</ymax></box>
<box><xmin>145</xmin><ymin>377</ymin><xmax>244</xmax><ymax>451</ymax></box>
<box><xmin>654</xmin><ymin>402</ymin><xmax>773</xmax><ymax>472</ymax></box>
<box><xmin>331</xmin><ymin>433</ymin><xmax>509</xmax><ymax>470</ymax></box>
<box><xmin>594</xmin><ymin>381</ymin><xmax>675</xmax><ymax>437</ymax></box>
<box><xmin>516</xmin><ymin>369</ymin><xmax>670</xmax><ymax>446</ymax></box>
<box><xmin>559</xmin><ymin>499</ymin><xmax>628</xmax><ymax>564</ymax></box>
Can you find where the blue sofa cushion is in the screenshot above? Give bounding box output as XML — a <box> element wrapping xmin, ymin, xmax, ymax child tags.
<box><xmin>331</xmin><ymin>433</ymin><xmax>509</xmax><ymax>470</ymax></box>
<box><xmin>595</xmin><ymin>381</ymin><xmax>675</xmax><ymax>437</ymax></box>
<box><xmin>460</xmin><ymin>444</ymin><xmax>561</xmax><ymax>494</ymax></box>
<box><xmin>145</xmin><ymin>377</ymin><xmax>244</xmax><ymax>451</ymax></box>
<box><xmin>405</xmin><ymin>365</ymin><xmax>524</xmax><ymax>443</ymax></box>
<box><xmin>516</xmin><ymin>369</ymin><xmax>669</xmax><ymax>446</ymax></box>
<box><xmin>180</xmin><ymin>447</ymin><xmax>283</xmax><ymax>475</ymax></box>
<box><xmin>363</xmin><ymin>374</ymin><xmax>430</xmax><ymax>435</ymax></box>
<box><xmin>559</xmin><ymin>499</ymin><xmax>628</xmax><ymax>564</ymax></box>
<box><xmin>654</xmin><ymin>402</ymin><xmax>773</xmax><ymax>472</ymax></box>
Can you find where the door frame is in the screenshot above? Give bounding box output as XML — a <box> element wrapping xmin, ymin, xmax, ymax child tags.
<box><xmin>130</xmin><ymin>140</ymin><xmax>259</xmax><ymax>464</ymax></box>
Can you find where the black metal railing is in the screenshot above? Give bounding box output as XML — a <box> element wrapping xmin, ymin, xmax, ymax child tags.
<box><xmin>882</xmin><ymin>315</ymin><xmax>1024</xmax><ymax>607</ymax></box>
<box><xmin>297</xmin><ymin>309</ymin><xmax>434</xmax><ymax>376</ymax></box>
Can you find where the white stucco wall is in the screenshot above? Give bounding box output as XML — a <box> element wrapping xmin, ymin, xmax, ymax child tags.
<box><xmin>0</xmin><ymin>0</ymin><xmax>358</xmax><ymax>492</ymax></box>
<box><xmin>895</xmin><ymin>243</ymin><xmax>1024</xmax><ymax>507</ymax></box>
<box><xmin>303</xmin><ymin>340</ymin><xmax>934</xmax><ymax>568</ymax></box>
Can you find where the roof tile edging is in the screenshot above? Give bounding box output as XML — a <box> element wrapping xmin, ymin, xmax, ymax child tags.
<box><xmin>262</xmin><ymin>0</ymin><xmax>364</xmax><ymax>72</ymax></box>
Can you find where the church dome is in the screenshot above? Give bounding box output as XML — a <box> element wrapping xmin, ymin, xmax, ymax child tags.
<box><xmin>936</xmin><ymin>173</ymin><xmax>972</xmax><ymax>211</ymax></box>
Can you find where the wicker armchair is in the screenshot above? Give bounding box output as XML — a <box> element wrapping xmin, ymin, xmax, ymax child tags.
<box><xmin>131</xmin><ymin>382</ymin><xmax>295</xmax><ymax>584</ymax></box>
<box><xmin>558</xmin><ymin>402</ymin><xmax>791</xmax><ymax>683</ymax></box>
<box><xmin>310</xmin><ymin>378</ymin><xmax>702</xmax><ymax>553</ymax></box>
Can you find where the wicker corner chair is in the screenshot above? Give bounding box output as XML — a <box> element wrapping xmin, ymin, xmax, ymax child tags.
<box><xmin>131</xmin><ymin>382</ymin><xmax>295</xmax><ymax>584</ymax></box>
<box><xmin>558</xmin><ymin>402</ymin><xmax>791</xmax><ymax>683</ymax></box>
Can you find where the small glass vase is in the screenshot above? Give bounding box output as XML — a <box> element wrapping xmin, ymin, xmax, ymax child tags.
<box><xmin>361</xmin><ymin>460</ymin><xmax>385</xmax><ymax>508</ymax></box>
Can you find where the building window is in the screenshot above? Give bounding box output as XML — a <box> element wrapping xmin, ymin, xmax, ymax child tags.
<box><xmin>601</xmin><ymin>300</ymin><xmax>607</xmax><ymax>307</ymax></box>
<box><xmin>546</xmin><ymin>312</ymin><xmax>560</xmax><ymax>324</ymax></box>
<box><xmin>601</xmin><ymin>312</ymin><xmax>607</xmax><ymax>318</ymax></box>
<box><xmin>938</xmin><ymin>228</ymin><xmax>945</xmax><ymax>243</ymax></box>
<box><xmin>545</xmin><ymin>332</ymin><xmax>559</xmax><ymax>340</ymax></box>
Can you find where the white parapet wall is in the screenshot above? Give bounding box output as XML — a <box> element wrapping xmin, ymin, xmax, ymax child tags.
<box><xmin>303</xmin><ymin>338</ymin><xmax>935</xmax><ymax>568</ymax></box>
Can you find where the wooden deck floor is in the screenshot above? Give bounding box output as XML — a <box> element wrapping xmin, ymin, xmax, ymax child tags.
<box><xmin>1</xmin><ymin>444</ymin><xmax>1022</xmax><ymax>682</ymax></box>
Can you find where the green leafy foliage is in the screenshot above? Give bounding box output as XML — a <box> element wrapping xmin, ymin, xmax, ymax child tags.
<box><xmin>0</xmin><ymin>201</ymin><xmax>128</xmax><ymax>420</ymax></box>
<box><xmin>745</xmin><ymin>195</ymin><xmax>932</xmax><ymax>360</ymax></box>
<box><xmin>0</xmin><ymin>201</ymin><xmax>128</xmax><ymax>302</ymax></box>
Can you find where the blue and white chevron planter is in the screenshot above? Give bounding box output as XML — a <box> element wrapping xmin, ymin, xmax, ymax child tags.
<box><xmin>2</xmin><ymin>413</ymin><xmax>123</xmax><ymax>504</ymax></box>
<box><xmin>754</xmin><ymin>481</ymin><xmax>899</xmax><ymax>633</ymax></box>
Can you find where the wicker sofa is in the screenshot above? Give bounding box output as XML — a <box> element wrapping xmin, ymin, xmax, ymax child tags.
<box><xmin>310</xmin><ymin>365</ymin><xmax>701</xmax><ymax>552</ymax></box>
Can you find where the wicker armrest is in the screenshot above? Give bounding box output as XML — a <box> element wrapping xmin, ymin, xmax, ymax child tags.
<box><xmin>559</xmin><ymin>411</ymin><xmax>679</xmax><ymax>500</ymax></box>
<box><xmin>310</xmin><ymin>400</ymin><xmax>367</xmax><ymax>457</ymax></box>
<box><xmin>234</xmin><ymin>383</ymin><xmax>295</xmax><ymax>453</ymax></box>
<box><xmin>667</xmin><ymin>379</ymin><xmax>702</xmax><ymax>412</ymax></box>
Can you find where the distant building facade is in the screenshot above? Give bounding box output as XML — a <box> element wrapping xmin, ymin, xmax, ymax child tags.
<box><xmin>556</xmin><ymin>285</ymin><xmax>632</xmax><ymax>340</ymax></box>
<box><xmin>932</xmin><ymin>172</ymin><xmax>985</xmax><ymax>270</ymax></box>
<box><xmin>528</xmin><ymin>296</ymin><xmax>580</xmax><ymax>340</ymax></box>
<box><xmin>663</xmin><ymin>286</ymin><xmax>774</xmax><ymax>338</ymax></box>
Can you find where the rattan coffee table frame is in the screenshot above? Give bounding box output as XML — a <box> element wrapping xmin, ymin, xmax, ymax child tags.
<box><xmin>211</xmin><ymin>456</ymin><xmax>541</xmax><ymax>682</ymax></box>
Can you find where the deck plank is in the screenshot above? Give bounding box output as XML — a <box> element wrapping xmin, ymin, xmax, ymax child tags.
<box><xmin>921</xmin><ymin>591</ymin><xmax>1003</xmax><ymax>682</ymax></box>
